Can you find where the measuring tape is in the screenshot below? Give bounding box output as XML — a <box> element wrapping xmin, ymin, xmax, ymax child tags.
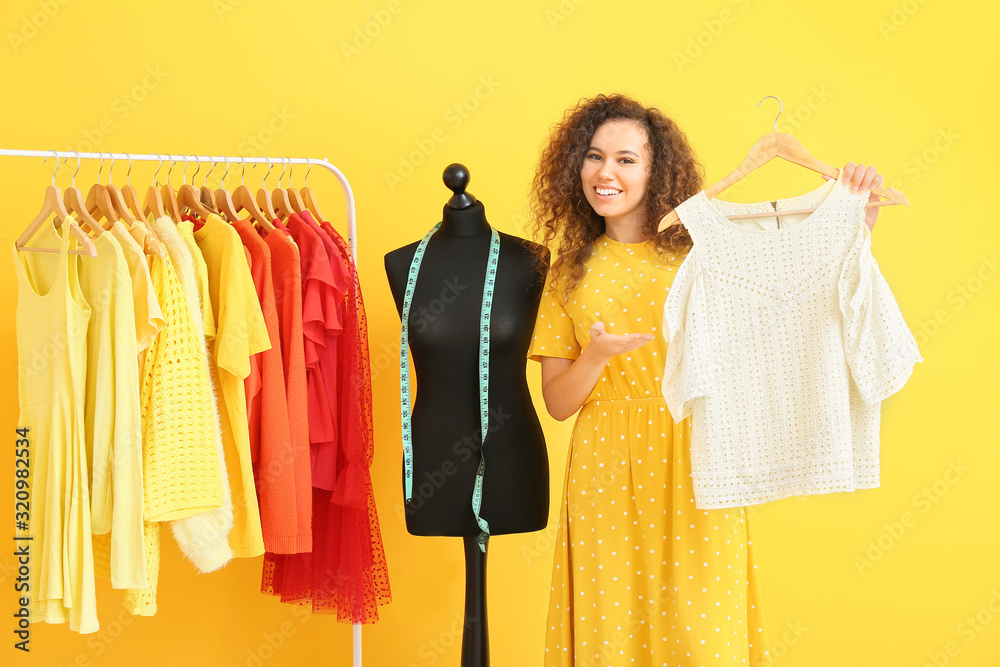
<box><xmin>399</xmin><ymin>222</ymin><xmax>500</xmax><ymax>552</ymax></box>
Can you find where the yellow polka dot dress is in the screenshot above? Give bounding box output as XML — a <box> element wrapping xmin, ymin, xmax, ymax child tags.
<box><xmin>528</xmin><ymin>236</ymin><xmax>771</xmax><ymax>666</ymax></box>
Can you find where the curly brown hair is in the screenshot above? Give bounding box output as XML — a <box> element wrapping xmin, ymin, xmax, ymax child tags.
<box><xmin>530</xmin><ymin>93</ymin><xmax>703</xmax><ymax>294</ymax></box>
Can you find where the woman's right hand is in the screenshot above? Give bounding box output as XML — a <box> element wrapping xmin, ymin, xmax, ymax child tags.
<box><xmin>584</xmin><ymin>321</ymin><xmax>655</xmax><ymax>364</ymax></box>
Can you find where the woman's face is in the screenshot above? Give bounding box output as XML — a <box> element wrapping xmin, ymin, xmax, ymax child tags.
<box><xmin>580</xmin><ymin>119</ymin><xmax>652</xmax><ymax>226</ymax></box>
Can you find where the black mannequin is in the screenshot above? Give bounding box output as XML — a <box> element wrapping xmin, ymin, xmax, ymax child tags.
<box><xmin>385</xmin><ymin>164</ymin><xmax>549</xmax><ymax>667</ymax></box>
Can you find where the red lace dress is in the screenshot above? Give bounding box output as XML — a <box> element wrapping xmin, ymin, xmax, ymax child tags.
<box><xmin>261</xmin><ymin>217</ymin><xmax>390</xmax><ymax>623</ymax></box>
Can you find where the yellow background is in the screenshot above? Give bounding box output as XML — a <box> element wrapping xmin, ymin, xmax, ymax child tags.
<box><xmin>1</xmin><ymin>1</ymin><xmax>997</xmax><ymax>665</ymax></box>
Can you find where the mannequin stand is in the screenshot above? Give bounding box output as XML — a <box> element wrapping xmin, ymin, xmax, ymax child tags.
<box><xmin>462</xmin><ymin>536</ymin><xmax>489</xmax><ymax>667</ymax></box>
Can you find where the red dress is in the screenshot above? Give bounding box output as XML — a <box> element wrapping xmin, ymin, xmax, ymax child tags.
<box><xmin>261</xmin><ymin>217</ymin><xmax>390</xmax><ymax>623</ymax></box>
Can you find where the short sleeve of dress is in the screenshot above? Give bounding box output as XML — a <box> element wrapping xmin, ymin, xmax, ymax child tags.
<box><xmin>838</xmin><ymin>223</ymin><xmax>923</xmax><ymax>405</ymax></box>
<box><xmin>527</xmin><ymin>274</ymin><xmax>581</xmax><ymax>362</ymax></box>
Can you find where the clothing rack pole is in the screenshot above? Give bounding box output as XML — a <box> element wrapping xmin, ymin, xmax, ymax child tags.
<box><xmin>0</xmin><ymin>148</ymin><xmax>357</xmax><ymax>262</ymax></box>
<box><xmin>0</xmin><ymin>147</ymin><xmax>364</xmax><ymax>667</ymax></box>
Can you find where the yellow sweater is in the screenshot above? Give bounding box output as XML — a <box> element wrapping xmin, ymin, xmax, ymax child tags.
<box><xmin>124</xmin><ymin>252</ymin><xmax>222</xmax><ymax>615</ymax></box>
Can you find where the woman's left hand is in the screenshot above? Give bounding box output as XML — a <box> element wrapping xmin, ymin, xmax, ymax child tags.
<box><xmin>824</xmin><ymin>162</ymin><xmax>885</xmax><ymax>231</ymax></box>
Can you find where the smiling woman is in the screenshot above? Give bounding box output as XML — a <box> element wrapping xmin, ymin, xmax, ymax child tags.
<box><xmin>526</xmin><ymin>93</ymin><xmax>772</xmax><ymax>666</ymax></box>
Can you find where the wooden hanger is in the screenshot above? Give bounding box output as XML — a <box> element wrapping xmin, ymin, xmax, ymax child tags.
<box><xmin>143</xmin><ymin>153</ymin><xmax>167</xmax><ymax>219</ymax></box>
<box><xmin>16</xmin><ymin>152</ymin><xmax>96</xmax><ymax>257</ymax></box>
<box><xmin>177</xmin><ymin>155</ymin><xmax>212</xmax><ymax>219</ymax></box>
<box><xmin>256</xmin><ymin>159</ymin><xmax>280</xmax><ymax>221</ymax></box>
<box><xmin>159</xmin><ymin>156</ymin><xmax>183</xmax><ymax>221</ymax></box>
<box><xmin>214</xmin><ymin>156</ymin><xmax>242</xmax><ymax>223</ymax></box>
<box><xmin>233</xmin><ymin>157</ymin><xmax>276</xmax><ymax>231</ymax></box>
<box><xmin>199</xmin><ymin>157</ymin><xmax>220</xmax><ymax>212</ymax></box>
<box><xmin>657</xmin><ymin>96</ymin><xmax>910</xmax><ymax>232</ymax></box>
<box><xmin>270</xmin><ymin>157</ymin><xmax>295</xmax><ymax>219</ymax></box>
<box><xmin>61</xmin><ymin>151</ymin><xmax>106</xmax><ymax>236</ymax></box>
<box><xmin>102</xmin><ymin>153</ymin><xmax>140</xmax><ymax>227</ymax></box>
<box><xmin>300</xmin><ymin>159</ymin><xmax>326</xmax><ymax>221</ymax></box>
<box><xmin>121</xmin><ymin>153</ymin><xmax>146</xmax><ymax>220</ymax></box>
<box><xmin>285</xmin><ymin>157</ymin><xmax>307</xmax><ymax>214</ymax></box>
<box><xmin>85</xmin><ymin>152</ymin><xmax>118</xmax><ymax>229</ymax></box>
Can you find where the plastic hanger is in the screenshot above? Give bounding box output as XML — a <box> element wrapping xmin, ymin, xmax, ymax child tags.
<box><xmin>16</xmin><ymin>150</ymin><xmax>97</xmax><ymax>257</ymax></box>
<box><xmin>61</xmin><ymin>151</ymin><xmax>105</xmax><ymax>236</ymax></box>
<box><xmin>270</xmin><ymin>157</ymin><xmax>295</xmax><ymax>218</ymax></box>
<box><xmin>159</xmin><ymin>156</ymin><xmax>183</xmax><ymax>221</ymax></box>
<box><xmin>177</xmin><ymin>155</ymin><xmax>212</xmax><ymax>219</ymax></box>
<box><xmin>657</xmin><ymin>96</ymin><xmax>910</xmax><ymax>231</ymax></box>
<box><xmin>285</xmin><ymin>158</ymin><xmax>307</xmax><ymax>214</ymax></box>
<box><xmin>85</xmin><ymin>152</ymin><xmax>118</xmax><ymax>228</ymax></box>
<box><xmin>143</xmin><ymin>153</ymin><xmax>167</xmax><ymax>219</ymax></box>
<box><xmin>233</xmin><ymin>157</ymin><xmax>276</xmax><ymax>231</ymax></box>
<box><xmin>301</xmin><ymin>159</ymin><xmax>326</xmax><ymax>221</ymax></box>
<box><xmin>256</xmin><ymin>159</ymin><xmax>280</xmax><ymax>221</ymax></box>
<box><xmin>214</xmin><ymin>156</ymin><xmax>242</xmax><ymax>223</ymax></box>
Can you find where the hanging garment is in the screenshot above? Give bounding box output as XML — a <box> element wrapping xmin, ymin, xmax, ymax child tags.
<box><xmin>261</xmin><ymin>219</ymin><xmax>390</xmax><ymax>623</ymax></box>
<box><xmin>110</xmin><ymin>221</ymin><xmax>164</xmax><ymax>356</ymax></box>
<box><xmin>176</xmin><ymin>217</ymin><xmax>217</xmax><ymax>341</ymax></box>
<box><xmin>193</xmin><ymin>213</ymin><xmax>271</xmax><ymax>558</ymax></box>
<box><xmin>123</xmin><ymin>250</ymin><xmax>223</xmax><ymax>615</ymax></box>
<box><xmin>528</xmin><ymin>237</ymin><xmax>770</xmax><ymax>665</ymax></box>
<box><xmin>233</xmin><ymin>219</ymin><xmax>301</xmax><ymax>554</ymax></box>
<box><xmin>661</xmin><ymin>173</ymin><xmax>923</xmax><ymax>510</ymax></box>
<box><xmin>13</xmin><ymin>222</ymin><xmax>99</xmax><ymax>634</ymax></box>
<box><xmin>261</xmin><ymin>225</ymin><xmax>313</xmax><ymax>552</ymax></box>
<box><xmin>151</xmin><ymin>216</ymin><xmax>234</xmax><ymax>573</ymax></box>
<box><xmin>279</xmin><ymin>214</ymin><xmax>338</xmax><ymax>451</ymax></box>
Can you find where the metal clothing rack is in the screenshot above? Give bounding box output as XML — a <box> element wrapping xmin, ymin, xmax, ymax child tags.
<box><xmin>1</xmin><ymin>147</ymin><xmax>364</xmax><ymax>667</ymax></box>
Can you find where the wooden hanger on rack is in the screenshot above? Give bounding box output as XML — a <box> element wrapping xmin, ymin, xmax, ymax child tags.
<box><xmin>85</xmin><ymin>152</ymin><xmax>118</xmax><ymax>228</ymax></box>
<box><xmin>657</xmin><ymin>96</ymin><xmax>910</xmax><ymax>231</ymax></box>
<box><xmin>159</xmin><ymin>156</ymin><xmax>183</xmax><ymax>222</ymax></box>
<box><xmin>233</xmin><ymin>157</ymin><xmax>276</xmax><ymax>231</ymax></box>
<box><xmin>200</xmin><ymin>157</ymin><xmax>220</xmax><ymax>211</ymax></box>
<box><xmin>103</xmin><ymin>153</ymin><xmax>136</xmax><ymax>224</ymax></box>
<box><xmin>61</xmin><ymin>151</ymin><xmax>106</xmax><ymax>236</ymax></box>
<box><xmin>16</xmin><ymin>151</ymin><xmax>97</xmax><ymax>257</ymax></box>
<box><xmin>143</xmin><ymin>153</ymin><xmax>168</xmax><ymax>219</ymax></box>
<box><xmin>177</xmin><ymin>155</ymin><xmax>213</xmax><ymax>219</ymax></box>
<box><xmin>270</xmin><ymin>157</ymin><xmax>295</xmax><ymax>219</ymax></box>
<box><xmin>256</xmin><ymin>159</ymin><xmax>280</xmax><ymax>221</ymax></box>
<box><xmin>300</xmin><ymin>159</ymin><xmax>326</xmax><ymax>221</ymax></box>
<box><xmin>215</xmin><ymin>156</ymin><xmax>242</xmax><ymax>223</ymax></box>
<box><xmin>285</xmin><ymin>157</ymin><xmax>307</xmax><ymax>214</ymax></box>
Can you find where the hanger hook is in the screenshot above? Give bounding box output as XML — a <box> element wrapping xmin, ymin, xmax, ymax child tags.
<box><xmin>125</xmin><ymin>152</ymin><xmax>133</xmax><ymax>185</ymax></box>
<box><xmin>205</xmin><ymin>157</ymin><xmax>216</xmax><ymax>187</ymax></box>
<box><xmin>756</xmin><ymin>95</ymin><xmax>783</xmax><ymax>133</ymax></box>
<box><xmin>191</xmin><ymin>155</ymin><xmax>202</xmax><ymax>184</ymax></box>
<box><xmin>278</xmin><ymin>157</ymin><xmax>287</xmax><ymax>188</ymax></box>
<box><xmin>108</xmin><ymin>152</ymin><xmax>115</xmax><ymax>183</ymax></box>
<box><xmin>96</xmin><ymin>152</ymin><xmax>105</xmax><ymax>185</ymax></box>
<box><xmin>43</xmin><ymin>149</ymin><xmax>60</xmax><ymax>186</ymax></box>
<box><xmin>166</xmin><ymin>156</ymin><xmax>175</xmax><ymax>186</ymax></box>
<box><xmin>263</xmin><ymin>158</ymin><xmax>274</xmax><ymax>188</ymax></box>
<box><xmin>287</xmin><ymin>158</ymin><xmax>295</xmax><ymax>188</ymax></box>
<box><xmin>180</xmin><ymin>155</ymin><xmax>188</xmax><ymax>185</ymax></box>
<box><xmin>241</xmin><ymin>156</ymin><xmax>247</xmax><ymax>186</ymax></box>
<box><xmin>153</xmin><ymin>153</ymin><xmax>163</xmax><ymax>186</ymax></box>
<box><xmin>71</xmin><ymin>150</ymin><xmax>82</xmax><ymax>188</ymax></box>
<box><xmin>304</xmin><ymin>159</ymin><xmax>311</xmax><ymax>187</ymax></box>
<box><xmin>222</xmin><ymin>156</ymin><xmax>231</xmax><ymax>188</ymax></box>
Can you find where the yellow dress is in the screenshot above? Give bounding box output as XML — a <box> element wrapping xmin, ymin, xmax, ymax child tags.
<box><xmin>13</xmin><ymin>222</ymin><xmax>98</xmax><ymax>634</ymax></box>
<box><xmin>528</xmin><ymin>236</ymin><xmax>771</xmax><ymax>666</ymax></box>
